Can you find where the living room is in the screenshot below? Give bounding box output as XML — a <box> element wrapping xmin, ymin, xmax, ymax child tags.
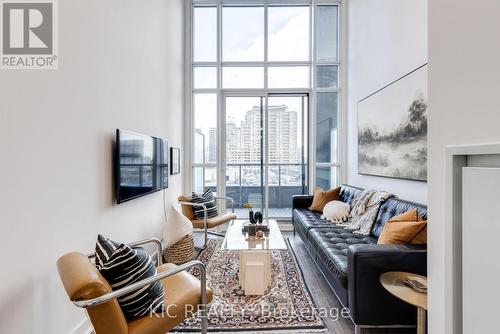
<box><xmin>0</xmin><ymin>0</ymin><xmax>498</xmax><ymax>334</ymax></box>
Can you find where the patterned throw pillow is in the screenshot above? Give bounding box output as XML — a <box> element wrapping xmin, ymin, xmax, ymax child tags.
<box><xmin>192</xmin><ymin>189</ymin><xmax>218</xmax><ymax>220</ymax></box>
<box><xmin>94</xmin><ymin>235</ymin><xmax>165</xmax><ymax>319</ymax></box>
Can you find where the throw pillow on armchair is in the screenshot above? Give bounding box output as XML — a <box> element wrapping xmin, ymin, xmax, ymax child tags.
<box><xmin>192</xmin><ymin>189</ymin><xmax>218</xmax><ymax>220</ymax></box>
<box><xmin>94</xmin><ymin>235</ymin><xmax>165</xmax><ymax>319</ymax></box>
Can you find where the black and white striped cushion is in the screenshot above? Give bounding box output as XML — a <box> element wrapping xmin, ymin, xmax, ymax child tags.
<box><xmin>192</xmin><ymin>189</ymin><xmax>218</xmax><ymax>220</ymax></box>
<box><xmin>94</xmin><ymin>235</ymin><xmax>165</xmax><ymax>319</ymax></box>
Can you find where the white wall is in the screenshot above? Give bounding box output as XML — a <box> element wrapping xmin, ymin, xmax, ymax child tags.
<box><xmin>346</xmin><ymin>0</ymin><xmax>428</xmax><ymax>203</ymax></box>
<box><xmin>428</xmin><ymin>0</ymin><xmax>500</xmax><ymax>333</ymax></box>
<box><xmin>0</xmin><ymin>0</ymin><xmax>185</xmax><ymax>333</ymax></box>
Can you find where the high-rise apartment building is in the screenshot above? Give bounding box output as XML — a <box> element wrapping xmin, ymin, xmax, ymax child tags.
<box><xmin>226</xmin><ymin>104</ymin><xmax>299</xmax><ymax>164</ymax></box>
<box><xmin>208</xmin><ymin>128</ymin><xmax>217</xmax><ymax>162</ymax></box>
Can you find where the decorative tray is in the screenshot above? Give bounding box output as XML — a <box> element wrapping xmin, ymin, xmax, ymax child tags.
<box><xmin>245</xmin><ymin>236</ymin><xmax>266</xmax><ymax>241</ymax></box>
<box><xmin>241</xmin><ymin>222</ymin><xmax>269</xmax><ymax>233</ymax></box>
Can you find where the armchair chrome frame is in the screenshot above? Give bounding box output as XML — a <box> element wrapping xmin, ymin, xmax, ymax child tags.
<box><xmin>81</xmin><ymin>238</ymin><xmax>208</xmax><ymax>334</ymax></box>
<box><xmin>179</xmin><ymin>196</ymin><xmax>235</xmax><ymax>248</ymax></box>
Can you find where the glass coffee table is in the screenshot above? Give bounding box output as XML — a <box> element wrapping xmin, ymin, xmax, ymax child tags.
<box><xmin>221</xmin><ymin>219</ymin><xmax>287</xmax><ymax>296</ymax></box>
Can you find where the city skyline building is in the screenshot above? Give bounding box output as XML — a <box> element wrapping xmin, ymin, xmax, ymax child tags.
<box><xmin>195</xmin><ymin>104</ymin><xmax>303</xmax><ymax>192</ymax></box>
<box><xmin>226</xmin><ymin>104</ymin><xmax>299</xmax><ymax>164</ymax></box>
<box><xmin>208</xmin><ymin>128</ymin><xmax>217</xmax><ymax>162</ymax></box>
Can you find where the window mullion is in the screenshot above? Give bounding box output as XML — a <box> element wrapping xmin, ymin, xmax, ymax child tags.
<box><xmin>193</xmin><ymin>62</ymin><xmax>218</xmax><ymax>66</ymax></box>
<box><xmin>311</xmin><ymin>0</ymin><xmax>317</xmax><ymax>190</ymax></box>
<box><xmin>264</xmin><ymin>2</ymin><xmax>268</xmax><ymax>90</ymax></box>
<box><xmin>216</xmin><ymin>2</ymin><xmax>224</xmax><ymax>196</ymax></box>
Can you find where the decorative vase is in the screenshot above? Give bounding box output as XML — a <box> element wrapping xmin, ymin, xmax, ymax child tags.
<box><xmin>254</xmin><ymin>211</ymin><xmax>263</xmax><ymax>223</ymax></box>
<box><xmin>249</xmin><ymin>209</ymin><xmax>256</xmax><ymax>224</ymax></box>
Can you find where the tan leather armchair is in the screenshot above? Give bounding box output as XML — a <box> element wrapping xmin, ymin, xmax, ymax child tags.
<box><xmin>57</xmin><ymin>238</ymin><xmax>213</xmax><ymax>334</ymax></box>
<box><xmin>178</xmin><ymin>195</ymin><xmax>237</xmax><ymax>248</ymax></box>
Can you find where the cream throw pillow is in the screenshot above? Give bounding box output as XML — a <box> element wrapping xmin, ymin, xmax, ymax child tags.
<box><xmin>163</xmin><ymin>205</ymin><xmax>194</xmax><ymax>248</ymax></box>
<box><xmin>321</xmin><ymin>200</ymin><xmax>350</xmax><ymax>222</ymax></box>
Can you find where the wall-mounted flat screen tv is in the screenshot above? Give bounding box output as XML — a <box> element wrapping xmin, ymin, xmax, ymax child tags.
<box><xmin>116</xmin><ymin>129</ymin><xmax>168</xmax><ymax>204</ymax></box>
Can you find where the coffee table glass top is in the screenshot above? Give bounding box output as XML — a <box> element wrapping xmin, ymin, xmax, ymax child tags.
<box><xmin>221</xmin><ymin>219</ymin><xmax>287</xmax><ymax>251</ymax></box>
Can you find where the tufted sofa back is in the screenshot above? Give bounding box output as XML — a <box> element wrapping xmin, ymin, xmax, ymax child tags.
<box><xmin>370</xmin><ymin>197</ymin><xmax>427</xmax><ymax>238</ymax></box>
<box><xmin>339</xmin><ymin>184</ymin><xmax>427</xmax><ymax>239</ymax></box>
<box><xmin>339</xmin><ymin>185</ymin><xmax>363</xmax><ymax>207</ymax></box>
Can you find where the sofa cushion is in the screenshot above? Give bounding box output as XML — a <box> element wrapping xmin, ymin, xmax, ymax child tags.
<box><xmin>371</xmin><ymin>198</ymin><xmax>427</xmax><ymax>238</ymax></box>
<box><xmin>293</xmin><ymin>208</ymin><xmax>344</xmax><ymax>238</ymax></box>
<box><xmin>308</xmin><ymin>228</ymin><xmax>376</xmax><ymax>288</ymax></box>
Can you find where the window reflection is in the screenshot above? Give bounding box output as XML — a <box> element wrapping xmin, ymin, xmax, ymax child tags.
<box><xmin>118</xmin><ymin>131</ymin><xmax>168</xmax><ymax>203</ymax></box>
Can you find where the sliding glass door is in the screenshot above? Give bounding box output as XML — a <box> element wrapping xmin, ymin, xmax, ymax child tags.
<box><xmin>267</xmin><ymin>95</ymin><xmax>308</xmax><ymax>219</ymax></box>
<box><xmin>222</xmin><ymin>94</ymin><xmax>308</xmax><ymax>220</ymax></box>
<box><xmin>224</xmin><ymin>96</ymin><xmax>265</xmax><ymax>218</ymax></box>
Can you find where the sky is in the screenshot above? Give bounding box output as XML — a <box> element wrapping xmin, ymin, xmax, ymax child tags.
<box><xmin>194</xmin><ymin>6</ymin><xmax>309</xmax><ymax>62</ymax></box>
<box><xmin>193</xmin><ymin>6</ymin><xmax>311</xmax><ymax>136</ymax></box>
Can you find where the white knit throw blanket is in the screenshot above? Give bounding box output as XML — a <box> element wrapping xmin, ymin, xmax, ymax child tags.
<box><xmin>340</xmin><ymin>189</ymin><xmax>376</xmax><ymax>230</ymax></box>
<box><xmin>353</xmin><ymin>191</ymin><xmax>394</xmax><ymax>235</ymax></box>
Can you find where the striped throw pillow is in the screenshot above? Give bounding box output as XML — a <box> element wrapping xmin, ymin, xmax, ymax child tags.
<box><xmin>192</xmin><ymin>189</ymin><xmax>218</xmax><ymax>220</ymax></box>
<box><xmin>94</xmin><ymin>235</ymin><xmax>165</xmax><ymax>319</ymax></box>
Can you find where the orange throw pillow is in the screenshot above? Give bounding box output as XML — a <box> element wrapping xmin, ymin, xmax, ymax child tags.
<box><xmin>389</xmin><ymin>208</ymin><xmax>420</xmax><ymax>222</ymax></box>
<box><xmin>308</xmin><ymin>187</ymin><xmax>341</xmax><ymax>212</ymax></box>
<box><xmin>410</xmin><ymin>210</ymin><xmax>427</xmax><ymax>245</ymax></box>
<box><xmin>410</xmin><ymin>225</ymin><xmax>427</xmax><ymax>245</ymax></box>
<box><xmin>378</xmin><ymin>208</ymin><xmax>427</xmax><ymax>245</ymax></box>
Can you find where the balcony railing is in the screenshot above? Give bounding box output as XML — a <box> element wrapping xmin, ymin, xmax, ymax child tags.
<box><xmin>206</xmin><ymin>163</ymin><xmax>308</xmax><ymax>219</ymax></box>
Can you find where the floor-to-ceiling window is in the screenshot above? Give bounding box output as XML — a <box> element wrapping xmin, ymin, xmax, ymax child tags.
<box><xmin>188</xmin><ymin>0</ymin><xmax>342</xmax><ymax>220</ymax></box>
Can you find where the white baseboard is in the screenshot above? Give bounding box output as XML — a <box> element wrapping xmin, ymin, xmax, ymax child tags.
<box><xmin>72</xmin><ymin>317</ymin><xmax>93</xmax><ymax>334</ymax></box>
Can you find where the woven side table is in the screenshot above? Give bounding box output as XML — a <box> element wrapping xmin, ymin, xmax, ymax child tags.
<box><xmin>163</xmin><ymin>234</ymin><xmax>195</xmax><ymax>265</ymax></box>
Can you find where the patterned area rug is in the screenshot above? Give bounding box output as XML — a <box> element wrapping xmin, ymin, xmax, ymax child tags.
<box><xmin>173</xmin><ymin>239</ymin><xmax>326</xmax><ymax>333</ymax></box>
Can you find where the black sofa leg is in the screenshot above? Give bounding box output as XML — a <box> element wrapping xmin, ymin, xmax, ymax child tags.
<box><xmin>293</xmin><ymin>226</ymin><xmax>296</xmax><ymax>236</ymax></box>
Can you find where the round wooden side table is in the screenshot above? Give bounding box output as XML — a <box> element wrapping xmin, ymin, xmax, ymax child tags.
<box><xmin>380</xmin><ymin>271</ymin><xmax>428</xmax><ymax>334</ymax></box>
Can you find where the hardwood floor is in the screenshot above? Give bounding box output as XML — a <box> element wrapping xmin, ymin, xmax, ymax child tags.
<box><xmin>193</xmin><ymin>231</ymin><xmax>417</xmax><ymax>334</ymax></box>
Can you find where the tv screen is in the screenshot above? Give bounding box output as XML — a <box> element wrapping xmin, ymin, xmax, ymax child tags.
<box><xmin>116</xmin><ymin>129</ymin><xmax>168</xmax><ymax>204</ymax></box>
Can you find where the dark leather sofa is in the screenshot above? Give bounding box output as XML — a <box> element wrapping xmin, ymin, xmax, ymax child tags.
<box><xmin>292</xmin><ymin>185</ymin><xmax>427</xmax><ymax>331</ymax></box>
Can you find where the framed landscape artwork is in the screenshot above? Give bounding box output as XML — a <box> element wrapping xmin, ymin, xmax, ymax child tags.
<box><xmin>357</xmin><ymin>64</ymin><xmax>428</xmax><ymax>181</ymax></box>
<box><xmin>170</xmin><ymin>147</ymin><xmax>180</xmax><ymax>175</ymax></box>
